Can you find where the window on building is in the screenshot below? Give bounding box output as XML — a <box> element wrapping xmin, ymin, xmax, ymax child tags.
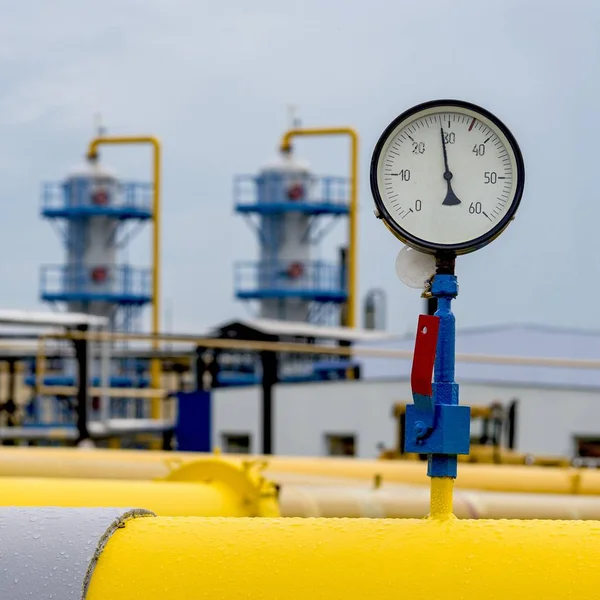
<box><xmin>574</xmin><ymin>436</ymin><xmax>600</xmax><ymax>458</ymax></box>
<box><xmin>221</xmin><ymin>433</ymin><xmax>251</xmax><ymax>454</ymax></box>
<box><xmin>325</xmin><ymin>433</ymin><xmax>356</xmax><ymax>457</ymax></box>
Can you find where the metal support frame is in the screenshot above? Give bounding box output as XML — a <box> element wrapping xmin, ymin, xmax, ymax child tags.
<box><xmin>260</xmin><ymin>350</ymin><xmax>278</xmax><ymax>455</ymax></box>
<box><xmin>73</xmin><ymin>324</ymin><xmax>90</xmax><ymax>443</ymax></box>
<box><xmin>0</xmin><ymin>359</ymin><xmax>18</xmax><ymax>446</ymax></box>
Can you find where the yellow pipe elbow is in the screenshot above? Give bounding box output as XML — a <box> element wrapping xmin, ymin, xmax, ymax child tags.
<box><xmin>87</xmin><ymin>516</ymin><xmax>600</xmax><ymax>600</ymax></box>
<box><xmin>86</xmin><ymin>135</ymin><xmax>162</xmax><ymax>419</ymax></box>
<box><xmin>279</xmin><ymin>127</ymin><xmax>359</xmax><ymax>328</ymax></box>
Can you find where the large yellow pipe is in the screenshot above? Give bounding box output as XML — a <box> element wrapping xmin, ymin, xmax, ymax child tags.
<box><xmin>280</xmin><ymin>127</ymin><xmax>358</xmax><ymax>328</ymax></box>
<box><xmin>0</xmin><ymin>460</ymin><xmax>279</xmax><ymax>517</ymax></box>
<box><xmin>86</xmin><ymin>516</ymin><xmax>600</xmax><ymax>600</ymax></box>
<box><xmin>87</xmin><ymin>136</ymin><xmax>162</xmax><ymax>419</ymax></box>
<box><xmin>1</xmin><ymin>447</ymin><xmax>593</xmax><ymax>495</ymax></box>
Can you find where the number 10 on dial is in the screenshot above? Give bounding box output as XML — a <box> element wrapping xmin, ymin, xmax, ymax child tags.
<box><xmin>370</xmin><ymin>99</ymin><xmax>525</xmax><ymax>255</ymax></box>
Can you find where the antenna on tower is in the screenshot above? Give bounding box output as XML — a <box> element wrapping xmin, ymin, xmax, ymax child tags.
<box><xmin>287</xmin><ymin>104</ymin><xmax>302</xmax><ymax>130</ymax></box>
<box><xmin>94</xmin><ymin>113</ymin><xmax>107</xmax><ymax>138</ymax></box>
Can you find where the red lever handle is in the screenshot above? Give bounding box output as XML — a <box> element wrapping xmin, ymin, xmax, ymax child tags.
<box><xmin>411</xmin><ymin>314</ymin><xmax>440</xmax><ymax>399</ymax></box>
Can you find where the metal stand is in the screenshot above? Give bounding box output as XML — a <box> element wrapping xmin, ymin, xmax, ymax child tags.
<box><xmin>404</xmin><ymin>253</ymin><xmax>470</xmax><ymax>479</ymax></box>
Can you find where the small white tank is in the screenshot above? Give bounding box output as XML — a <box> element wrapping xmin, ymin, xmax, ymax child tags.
<box><xmin>256</xmin><ymin>152</ymin><xmax>316</xmax><ymax>322</ymax></box>
<box><xmin>63</xmin><ymin>160</ymin><xmax>120</xmax><ymax>322</ymax></box>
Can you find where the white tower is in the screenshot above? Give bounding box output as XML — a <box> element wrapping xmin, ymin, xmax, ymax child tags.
<box><xmin>234</xmin><ymin>149</ymin><xmax>350</xmax><ymax>325</ymax></box>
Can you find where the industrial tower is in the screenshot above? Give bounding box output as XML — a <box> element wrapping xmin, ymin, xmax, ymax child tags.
<box><xmin>40</xmin><ymin>159</ymin><xmax>153</xmax><ymax>333</ymax></box>
<box><xmin>233</xmin><ymin>148</ymin><xmax>350</xmax><ymax>326</ymax></box>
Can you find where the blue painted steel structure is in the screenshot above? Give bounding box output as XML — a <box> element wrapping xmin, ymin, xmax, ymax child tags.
<box><xmin>227</xmin><ymin>156</ymin><xmax>354</xmax><ymax>386</ymax></box>
<box><xmin>31</xmin><ymin>164</ymin><xmax>155</xmax><ymax>427</ymax></box>
<box><xmin>233</xmin><ymin>164</ymin><xmax>350</xmax><ymax>325</ymax></box>
<box><xmin>405</xmin><ymin>272</ymin><xmax>471</xmax><ymax>478</ymax></box>
<box><xmin>40</xmin><ymin>174</ymin><xmax>153</xmax><ymax>331</ymax></box>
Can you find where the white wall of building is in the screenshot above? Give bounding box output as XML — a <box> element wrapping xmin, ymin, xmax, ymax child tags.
<box><xmin>212</xmin><ymin>379</ymin><xmax>600</xmax><ymax>458</ymax></box>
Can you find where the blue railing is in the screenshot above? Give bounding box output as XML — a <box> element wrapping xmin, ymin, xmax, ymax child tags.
<box><xmin>234</xmin><ymin>174</ymin><xmax>350</xmax><ymax>215</ymax></box>
<box><xmin>40</xmin><ymin>265</ymin><xmax>152</xmax><ymax>305</ymax></box>
<box><xmin>41</xmin><ymin>180</ymin><xmax>153</xmax><ymax>219</ymax></box>
<box><xmin>234</xmin><ymin>260</ymin><xmax>347</xmax><ymax>303</ymax></box>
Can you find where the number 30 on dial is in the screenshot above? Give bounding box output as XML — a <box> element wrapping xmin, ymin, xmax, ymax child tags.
<box><xmin>370</xmin><ymin>99</ymin><xmax>525</xmax><ymax>255</ymax></box>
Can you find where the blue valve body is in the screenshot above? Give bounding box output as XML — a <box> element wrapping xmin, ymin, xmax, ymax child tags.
<box><xmin>404</xmin><ymin>273</ymin><xmax>471</xmax><ymax>478</ymax></box>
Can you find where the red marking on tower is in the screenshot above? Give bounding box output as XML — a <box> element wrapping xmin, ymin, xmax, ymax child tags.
<box><xmin>468</xmin><ymin>118</ymin><xmax>476</xmax><ymax>132</ymax></box>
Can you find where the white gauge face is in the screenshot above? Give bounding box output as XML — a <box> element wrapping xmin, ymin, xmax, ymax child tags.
<box><xmin>372</xmin><ymin>102</ymin><xmax>524</xmax><ymax>253</ymax></box>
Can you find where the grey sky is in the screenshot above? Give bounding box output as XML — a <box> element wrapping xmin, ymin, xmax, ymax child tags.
<box><xmin>0</xmin><ymin>0</ymin><xmax>598</xmax><ymax>336</ymax></box>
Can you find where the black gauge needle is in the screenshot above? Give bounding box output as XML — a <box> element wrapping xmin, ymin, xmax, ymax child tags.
<box><xmin>440</xmin><ymin>127</ymin><xmax>461</xmax><ymax>206</ymax></box>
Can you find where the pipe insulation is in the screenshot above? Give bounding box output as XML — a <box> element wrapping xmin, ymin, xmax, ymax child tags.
<box><xmin>278</xmin><ymin>482</ymin><xmax>600</xmax><ymax>519</ymax></box>
<box><xmin>0</xmin><ymin>507</ymin><xmax>153</xmax><ymax>600</ymax></box>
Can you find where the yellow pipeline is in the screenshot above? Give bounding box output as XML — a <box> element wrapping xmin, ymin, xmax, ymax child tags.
<box><xmin>5</xmin><ymin>467</ymin><xmax>600</xmax><ymax>520</ymax></box>
<box><xmin>87</xmin><ymin>516</ymin><xmax>600</xmax><ymax>600</ymax></box>
<box><xmin>0</xmin><ymin>458</ymin><xmax>279</xmax><ymax>517</ymax></box>
<box><xmin>280</xmin><ymin>127</ymin><xmax>358</xmax><ymax>328</ymax></box>
<box><xmin>1</xmin><ymin>447</ymin><xmax>594</xmax><ymax>495</ymax></box>
<box><xmin>87</xmin><ymin>136</ymin><xmax>162</xmax><ymax>419</ymax></box>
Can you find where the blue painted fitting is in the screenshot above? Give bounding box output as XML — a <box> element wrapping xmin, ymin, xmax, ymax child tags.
<box><xmin>405</xmin><ymin>403</ymin><xmax>470</xmax><ymax>455</ymax></box>
<box><xmin>411</xmin><ymin>393</ymin><xmax>434</xmax><ymax>430</ymax></box>
<box><xmin>414</xmin><ymin>421</ymin><xmax>428</xmax><ymax>438</ymax></box>
<box><xmin>404</xmin><ymin>271</ymin><xmax>471</xmax><ymax>478</ymax></box>
<box><xmin>429</xmin><ymin>455</ymin><xmax>458</xmax><ymax>478</ymax></box>
<box><xmin>431</xmin><ymin>274</ymin><xmax>458</xmax><ymax>298</ymax></box>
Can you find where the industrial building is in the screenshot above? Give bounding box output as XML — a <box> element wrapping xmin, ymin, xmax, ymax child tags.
<box><xmin>211</xmin><ymin>323</ymin><xmax>600</xmax><ymax>460</ymax></box>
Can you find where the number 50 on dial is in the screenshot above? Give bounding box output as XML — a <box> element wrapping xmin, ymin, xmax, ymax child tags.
<box><xmin>370</xmin><ymin>99</ymin><xmax>525</xmax><ymax>255</ymax></box>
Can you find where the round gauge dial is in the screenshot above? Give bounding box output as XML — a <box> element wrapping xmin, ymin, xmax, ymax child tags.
<box><xmin>370</xmin><ymin>99</ymin><xmax>525</xmax><ymax>255</ymax></box>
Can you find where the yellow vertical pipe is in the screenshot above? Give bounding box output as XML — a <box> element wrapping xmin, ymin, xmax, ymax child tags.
<box><xmin>280</xmin><ymin>128</ymin><xmax>359</xmax><ymax>328</ymax></box>
<box><xmin>87</xmin><ymin>136</ymin><xmax>162</xmax><ymax>419</ymax></box>
<box><xmin>429</xmin><ymin>477</ymin><xmax>454</xmax><ymax>519</ymax></box>
<box><xmin>86</xmin><ymin>516</ymin><xmax>600</xmax><ymax>600</ymax></box>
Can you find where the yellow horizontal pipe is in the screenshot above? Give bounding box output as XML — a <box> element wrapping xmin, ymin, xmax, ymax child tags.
<box><xmin>4</xmin><ymin>467</ymin><xmax>599</xmax><ymax>520</ymax></box>
<box><xmin>1</xmin><ymin>446</ymin><xmax>598</xmax><ymax>520</ymax></box>
<box><xmin>0</xmin><ymin>458</ymin><xmax>279</xmax><ymax>517</ymax></box>
<box><xmin>0</xmin><ymin>476</ymin><xmax>278</xmax><ymax>517</ymax></box>
<box><xmin>4</xmin><ymin>447</ymin><xmax>600</xmax><ymax>496</ymax></box>
<box><xmin>0</xmin><ymin>447</ymin><xmax>592</xmax><ymax>495</ymax></box>
<box><xmin>87</xmin><ymin>516</ymin><xmax>600</xmax><ymax>600</ymax></box>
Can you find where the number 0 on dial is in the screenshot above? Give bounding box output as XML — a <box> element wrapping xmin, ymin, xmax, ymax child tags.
<box><xmin>370</xmin><ymin>99</ymin><xmax>525</xmax><ymax>255</ymax></box>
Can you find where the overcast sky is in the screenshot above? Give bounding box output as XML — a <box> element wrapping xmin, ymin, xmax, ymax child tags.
<box><xmin>0</xmin><ymin>0</ymin><xmax>598</xmax><ymax>336</ymax></box>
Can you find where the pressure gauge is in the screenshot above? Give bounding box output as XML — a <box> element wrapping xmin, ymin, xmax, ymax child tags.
<box><xmin>370</xmin><ymin>99</ymin><xmax>525</xmax><ymax>255</ymax></box>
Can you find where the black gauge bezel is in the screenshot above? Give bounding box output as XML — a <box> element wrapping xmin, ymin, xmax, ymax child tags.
<box><xmin>369</xmin><ymin>99</ymin><xmax>525</xmax><ymax>255</ymax></box>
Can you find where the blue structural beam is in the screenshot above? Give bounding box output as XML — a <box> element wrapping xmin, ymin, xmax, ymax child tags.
<box><xmin>235</xmin><ymin>203</ymin><xmax>349</xmax><ymax>216</ymax></box>
<box><xmin>40</xmin><ymin>265</ymin><xmax>152</xmax><ymax>305</ymax></box>
<box><xmin>234</xmin><ymin>174</ymin><xmax>350</xmax><ymax>217</ymax></box>
<box><xmin>41</xmin><ymin>181</ymin><xmax>153</xmax><ymax>221</ymax></box>
<box><xmin>404</xmin><ymin>272</ymin><xmax>471</xmax><ymax>478</ymax></box>
<box><xmin>234</xmin><ymin>260</ymin><xmax>347</xmax><ymax>304</ymax></box>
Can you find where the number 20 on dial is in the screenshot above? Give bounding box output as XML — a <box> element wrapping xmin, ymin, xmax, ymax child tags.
<box><xmin>370</xmin><ymin>99</ymin><xmax>525</xmax><ymax>255</ymax></box>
